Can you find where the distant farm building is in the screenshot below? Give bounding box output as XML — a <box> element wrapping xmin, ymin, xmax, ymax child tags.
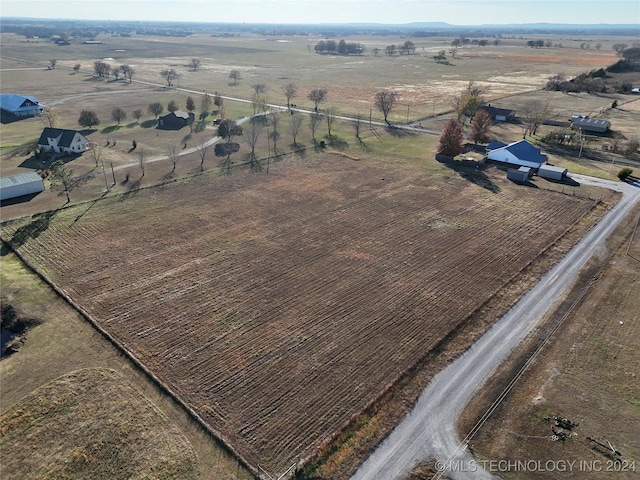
<box><xmin>478</xmin><ymin>104</ymin><xmax>516</xmax><ymax>122</ymax></box>
<box><xmin>570</xmin><ymin>114</ymin><xmax>610</xmax><ymax>134</ymax></box>
<box><xmin>0</xmin><ymin>172</ymin><xmax>45</xmax><ymax>201</ymax></box>
<box><xmin>157</xmin><ymin>111</ymin><xmax>195</xmax><ymax>130</ymax></box>
<box><xmin>37</xmin><ymin>128</ymin><xmax>90</xmax><ymax>155</ymax></box>
<box><xmin>507</xmin><ymin>166</ymin><xmax>532</xmax><ymax>184</ymax></box>
<box><xmin>0</xmin><ymin>93</ymin><xmax>45</xmax><ymax>117</ymax></box>
<box><xmin>83</xmin><ymin>40</ymin><xmax>103</xmax><ymax>44</ymax></box>
<box><xmin>538</xmin><ymin>164</ymin><xmax>568</xmax><ymax>181</ymax></box>
<box><xmin>486</xmin><ymin>139</ymin><xmax>547</xmax><ymax>169</ymax></box>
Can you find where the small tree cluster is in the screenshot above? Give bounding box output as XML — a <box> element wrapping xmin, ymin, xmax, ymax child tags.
<box><xmin>314</xmin><ymin>39</ymin><xmax>363</xmax><ymax>55</ymax></box>
<box><xmin>93</xmin><ymin>60</ymin><xmax>111</xmax><ymax>77</ymax></box>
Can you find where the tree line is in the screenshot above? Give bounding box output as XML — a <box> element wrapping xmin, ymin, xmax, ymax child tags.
<box><xmin>314</xmin><ymin>39</ymin><xmax>364</xmax><ymax>55</ymax></box>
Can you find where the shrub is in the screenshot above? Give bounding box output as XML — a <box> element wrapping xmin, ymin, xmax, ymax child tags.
<box><xmin>617</xmin><ymin>167</ymin><xmax>633</xmax><ymax>181</ymax></box>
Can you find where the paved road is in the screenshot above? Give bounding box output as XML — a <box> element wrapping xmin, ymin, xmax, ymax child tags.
<box><xmin>351</xmin><ymin>175</ymin><xmax>640</xmax><ymax>480</ymax></box>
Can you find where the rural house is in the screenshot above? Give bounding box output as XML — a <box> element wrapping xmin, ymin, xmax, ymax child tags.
<box><xmin>478</xmin><ymin>104</ymin><xmax>516</xmax><ymax>122</ymax></box>
<box><xmin>0</xmin><ymin>171</ymin><xmax>45</xmax><ymax>201</ymax></box>
<box><xmin>0</xmin><ymin>93</ymin><xmax>45</xmax><ymax>117</ymax></box>
<box><xmin>37</xmin><ymin>127</ymin><xmax>90</xmax><ymax>155</ymax></box>
<box><xmin>157</xmin><ymin>110</ymin><xmax>195</xmax><ymax>129</ymax></box>
<box><xmin>570</xmin><ymin>114</ymin><xmax>611</xmax><ymax>133</ymax></box>
<box><xmin>486</xmin><ymin>139</ymin><xmax>547</xmax><ymax>169</ymax></box>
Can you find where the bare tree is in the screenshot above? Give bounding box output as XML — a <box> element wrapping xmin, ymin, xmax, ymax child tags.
<box><xmin>229</xmin><ymin>69</ymin><xmax>241</xmax><ymax>85</ymax></box>
<box><xmin>374</xmin><ymin>90</ymin><xmax>400</xmax><ymax>125</ymax></box>
<box><xmin>73</xmin><ymin>63</ymin><xmax>81</xmax><ymax>73</ymax></box>
<box><xmin>252</xmin><ymin>83</ymin><xmax>267</xmax><ymax>95</ymax></box>
<box><xmin>132</xmin><ymin>109</ymin><xmax>143</xmax><ymax>122</ymax></box>
<box><xmin>269</xmin><ymin>114</ymin><xmax>281</xmax><ymax>154</ymax></box>
<box><xmin>251</xmin><ymin>93</ymin><xmax>265</xmax><ymax>114</ymax></box>
<box><xmin>307</xmin><ymin>88</ymin><xmax>328</xmax><ymax>111</ymax></box>
<box><xmin>246</xmin><ymin>118</ymin><xmax>264</xmax><ymax>164</ymax></box>
<box><xmin>168</xmin><ymin>145</ymin><xmax>178</xmax><ymax>174</ymax></box>
<box><xmin>39</xmin><ymin>107</ymin><xmax>58</xmax><ymax>128</ymax></box>
<box><xmin>148</xmin><ymin>102</ymin><xmax>164</xmax><ymax>119</ymax></box>
<box><xmin>218</xmin><ymin>119</ymin><xmax>243</xmax><ymax>168</ymax></box>
<box><xmin>120</xmin><ymin>64</ymin><xmax>135</xmax><ymax>82</ymax></box>
<box><xmin>93</xmin><ymin>60</ymin><xmax>111</xmax><ymax>77</ymax></box>
<box><xmin>201</xmin><ymin>93</ymin><xmax>212</xmax><ymax>115</ymax></box>
<box><xmin>325</xmin><ymin>107</ymin><xmax>336</xmax><ymax>138</ymax></box>
<box><xmin>197</xmin><ymin>142</ymin><xmax>209</xmax><ymax>172</ymax></box>
<box><xmin>111</xmin><ymin>107</ymin><xmax>127</xmax><ymax>125</ymax></box>
<box><xmin>160</xmin><ymin>68</ymin><xmax>180</xmax><ymax>87</ymax></box>
<box><xmin>309</xmin><ymin>112</ymin><xmax>322</xmax><ymax>143</ymax></box>
<box><xmin>138</xmin><ymin>150</ymin><xmax>146</xmax><ymax>177</ymax></box>
<box><xmin>353</xmin><ymin>114</ymin><xmax>363</xmax><ymax>139</ymax></box>
<box><xmin>189</xmin><ymin>58</ymin><xmax>201</xmax><ymax>71</ymax></box>
<box><xmin>49</xmin><ymin>160</ymin><xmax>74</xmax><ymax>203</ymax></box>
<box><xmin>289</xmin><ymin>113</ymin><xmax>303</xmax><ymax>146</ymax></box>
<box><xmin>167</xmin><ymin>100</ymin><xmax>179</xmax><ymax>112</ymax></box>
<box><xmin>49</xmin><ymin>59</ymin><xmax>57</xmax><ymax>69</ymax></box>
<box><xmin>213</xmin><ymin>94</ymin><xmax>224</xmax><ymax>117</ymax></box>
<box><xmin>520</xmin><ymin>101</ymin><xmax>551</xmax><ymax>137</ymax></box>
<box><xmin>282</xmin><ymin>82</ymin><xmax>298</xmax><ymax>109</ymax></box>
<box><xmin>88</xmin><ymin>143</ymin><xmax>103</xmax><ymax>166</ymax></box>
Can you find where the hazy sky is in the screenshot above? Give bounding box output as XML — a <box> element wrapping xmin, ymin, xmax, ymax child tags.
<box><xmin>1</xmin><ymin>0</ymin><xmax>639</xmax><ymax>25</ymax></box>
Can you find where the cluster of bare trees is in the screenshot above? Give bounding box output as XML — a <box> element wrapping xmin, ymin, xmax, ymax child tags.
<box><xmin>92</xmin><ymin>61</ymin><xmax>135</xmax><ymax>82</ymax></box>
<box><xmin>385</xmin><ymin>41</ymin><xmax>416</xmax><ymax>56</ymax></box>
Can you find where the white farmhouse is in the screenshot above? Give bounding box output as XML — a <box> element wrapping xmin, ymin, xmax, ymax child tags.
<box><xmin>37</xmin><ymin>128</ymin><xmax>90</xmax><ymax>155</ymax></box>
<box><xmin>486</xmin><ymin>139</ymin><xmax>547</xmax><ymax>169</ymax></box>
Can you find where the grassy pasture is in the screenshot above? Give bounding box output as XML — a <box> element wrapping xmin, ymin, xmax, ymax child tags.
<box><xmin>0</xmin><ymin>153</ymin><xmax>611</xmax><ymax>474</ymax></box>
<box><xmin>0</xmin><ymin>368</ymin><xmax>200</xmax><ymax>480</ymax></box>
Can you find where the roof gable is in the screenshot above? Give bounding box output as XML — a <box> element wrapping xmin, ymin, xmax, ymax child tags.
<box><xmin>504</xmin><ymin>140</ymin><xmax>546</xmax><ymax>163</ymax></box>
<box><xmin>0</xmin><ymin>93</ymin><xmax>43</xmax><ymax>112</ymax></box>
<box><xmin>479</xmin><ymin>105</ymin><xmax>515</xmax><ymax>118</ymax></box>
<box><xmin>37</xmin><ymin>128</ymin><xmax>87</xmax><ymax>148</ymax></box>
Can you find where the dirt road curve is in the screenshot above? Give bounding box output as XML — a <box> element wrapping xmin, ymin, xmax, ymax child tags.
<box><xmin>351</xmin><ymin>175</ymin><xmax>640</xmax><ymax>480</ymax></box>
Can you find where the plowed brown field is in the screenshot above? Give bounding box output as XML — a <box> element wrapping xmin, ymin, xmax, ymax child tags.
<box><xmin>0</xmin><ymin>155</ymin><xmax>599</xmax><ymax>474</ymax></box>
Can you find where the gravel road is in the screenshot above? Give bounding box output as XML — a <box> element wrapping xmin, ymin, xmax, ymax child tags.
<box><xmin>351</xmin><ymin>175</ymin><xmax>640</xmax><ymax>480</ymax></box>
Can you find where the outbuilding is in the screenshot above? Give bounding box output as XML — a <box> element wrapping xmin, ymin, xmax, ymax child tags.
<box><xmin>157</xmin><ymin>110</ymin><xmax>195</xmax><ymax>130</ymax></box>
<box><xmin>0</xmin><ymin>93</ymin><xmax>45</xmax><ymax>117</ymax></box>
<box><xmin>570</xmin><ymin>114</ymin><xmax>610</xmax><ymax>134</ymax></box>
<box><xmin>0</xmin><ymin>172</ymin><xmax>45</xmax><ymax>201</ymax></box>
<box><xmin>538</xmin><ymin>164</ymin><xmax>568</xmax><ymax>181</ymax></box>
<box><xmin>507</xmin><ymin>166</ymin><xmax>532</xmax><ymax>184</ymax></box>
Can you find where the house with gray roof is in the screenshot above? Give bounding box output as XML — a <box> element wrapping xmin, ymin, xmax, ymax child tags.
<box><xmin>157</xmin><ymin>110</ymin><xmax>195</xmax><ymax>130</ymax></box>
<box><xmin>37</xmin><ymin>128</ymin><xmax>90</xmax><ymax>155</ymax></box>
<box><xmin>0</xmin><ymin>93</ymin><xmax>45</xmax><ymax>117</ymax></box>
<box><xmin>478</xmin><ymin>104</ymin><xmax>516</xmax><ymax>122</ymax></box>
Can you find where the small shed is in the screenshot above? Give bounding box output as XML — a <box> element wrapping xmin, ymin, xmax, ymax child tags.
<box><xmin>538</xmin><ymin>164</ymin><xmax>568</xmax><ymax>181</ymax></box>
<box><xmin>507</xmin><ymin>166</ymin><xmax>532</xmax><ymax>184</ymax></box>
<box><xmin>0</xmin><ymin>172</ymin><xmax>45</xmax><ymax>201</ymax></box>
